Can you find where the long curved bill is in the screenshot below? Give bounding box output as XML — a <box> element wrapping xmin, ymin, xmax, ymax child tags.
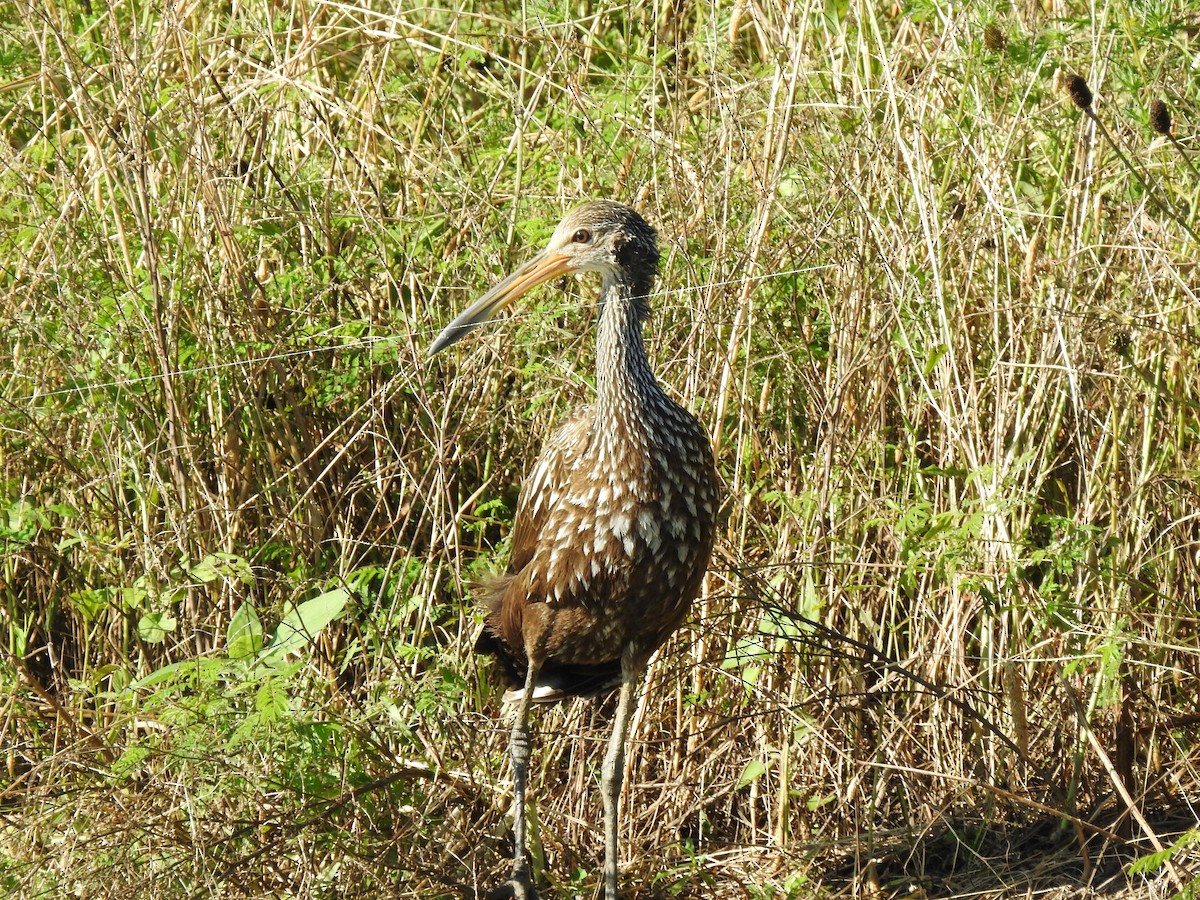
<box><xmin>429</xmin><ymin>248</ymin><xmax>573</xmax><ymax>355</ymax></box>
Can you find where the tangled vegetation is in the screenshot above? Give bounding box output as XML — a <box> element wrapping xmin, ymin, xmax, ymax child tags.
<box><xmin>1</xmin><ymin>0</ymin><xmax>1198</xmax><ymax>896</ymax></box>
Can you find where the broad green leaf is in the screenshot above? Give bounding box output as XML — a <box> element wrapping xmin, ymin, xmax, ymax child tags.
<box><xmin>67</xmin><ymin>587</ymin><xmax>114</xmax><ymax>621</ymax></box>
<box><xmin>736</xmin><ymin>759</ymin><xmax>768</xmax><ymax>790</ymax></box>
<box><xmin>226</xmin><ymin>601</ymin><xmax>264</xmax><ymax>660</ymax></box>
<box><xmin>264</xmin><ymin>589</ymin><xmax>349</xmax><ymax>658</ymax></box>
<box><xmin>137</xmin><ymin>611</ymin><xmax>177</xmax><ymax>644</ymax></box>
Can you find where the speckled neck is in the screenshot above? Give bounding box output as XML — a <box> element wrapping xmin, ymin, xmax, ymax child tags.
<box><xmin>595</xmin><ymin>274</ymin><xmax>663</xmax><ymax>435</ymax></box>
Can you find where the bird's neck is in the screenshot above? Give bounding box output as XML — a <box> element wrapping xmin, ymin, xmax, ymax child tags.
<box><xmin>595</xmin><ymin>275</ymin><xmax>663</xmax><ymax>427</ymax></box>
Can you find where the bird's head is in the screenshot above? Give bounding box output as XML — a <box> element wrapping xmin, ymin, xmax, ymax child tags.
<box><xmin>429</xmin><ymin>200</ymin><xmax>658</xmax><ymax>355</ymax></box>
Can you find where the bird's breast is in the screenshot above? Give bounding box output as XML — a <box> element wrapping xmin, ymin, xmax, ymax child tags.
<box><xmin>535</xmin><ymin>405</ymin><xmax>716</xmax><ymax>610</ymax></box>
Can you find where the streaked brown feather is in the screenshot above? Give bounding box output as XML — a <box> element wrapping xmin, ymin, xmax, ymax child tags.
<box><xmin>509</xmin><ymin>408</ymin><xmax>593</xmax><ymax>573</ymax></box>
<box><xmin>476</xmin><ymin>374</ymin><xmax>717</xmax><ymax>691</ymax></box>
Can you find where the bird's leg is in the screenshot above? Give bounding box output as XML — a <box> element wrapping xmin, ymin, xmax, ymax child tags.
<box><xmin>601</xmin><ymin>673</ymin><xmax>642</xmax><ymax>900</ymax></box>
<box><xmin>502</xmin><ymin>661</ymin><xmax>541</xmax><ymax>900</ymax></box>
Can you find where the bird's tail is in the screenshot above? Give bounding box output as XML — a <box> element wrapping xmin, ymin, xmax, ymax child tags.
<box><xmin>469</xmin><ymin>571</ymin><xmax>624</xmax><ymax>703</ymax></box>
<box><xmin>474</xmin><ymin>627</ymin><xmax>623</xmax><ymax>703</ymax></box>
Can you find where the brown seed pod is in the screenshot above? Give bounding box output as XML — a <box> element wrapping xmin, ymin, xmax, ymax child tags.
<box><xmin>1150</xmin><ymin>99</ymin><xmax>1172</xmax><ymax>136</ymax></box>
<box><xmin>983</xmin><ymin>24</ymin><xmax>1007</xmax><ymax>51</ymax></box>
<box><xmin>1065</xmin><ymin>74</ymin><xmax>1093</xmax><ymax>110</ymax></box>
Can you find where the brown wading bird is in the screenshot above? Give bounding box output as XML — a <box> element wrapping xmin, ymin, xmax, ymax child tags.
<box><xmin>429</xmin><ymin>201</ymin><xmax>719</xmax><ymax>899</ymax></box>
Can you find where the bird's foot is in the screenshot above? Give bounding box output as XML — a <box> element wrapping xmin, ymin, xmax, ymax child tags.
<box><xmin>484</xmin><ymin>876</ymin><xmax>539</xmax><ymax>900</ymax></box>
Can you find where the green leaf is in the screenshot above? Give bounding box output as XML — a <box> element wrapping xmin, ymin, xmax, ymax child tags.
<box><xmin>191</xmin><ymin>552</ymin><xmax>254</xmax><ymax>585</ymax></box>
<box><xmin>67</xmin><ymin>587</ymin><xmax>114</xmax><ymax>621</ymax></box>
<box><xmin>255</xmin><ymin>677</ymin><xmax>290</xmax><ymax>721</ymax></box>
<box><xmin>1128</xmin><ymin>828</ymin><xmax>1200</xmax><ymax>875</ymax></box>
<box><xmin>226</xmin><ymin>601</ymin><xmax>264</xmax><ymax>660</ymax></box>
<box><xmin>137</xmin><ymin>611</ymin><xmax>177</xmax><ymax>644</ymax></box>
<box><xmin>263</xmin><ymin>589</ymin><xmax>349</xmax><ymax>659</ymax></box>
<box><xmin>130</xmin><ymin>658</ymin><xmax>208</xmax><ymax>690</ymax></box>
<box><xmin>111</xmin><ymin>744</ymin><xmax>151</xmax><ymax>779</ymax></box>
<box><xmin>806</xmin><ymin>793</ymin><xmax>836</xmax><ymax>811</ymax></box>
<box><xmin>922</xmin><ymin>342</ymin><xmax>949</xmax><ymax>375</ymax></box>
<box><xmin>736</xmin><ymin>759</ymin><xmax>768</xmax><ymax>790</ymax></box>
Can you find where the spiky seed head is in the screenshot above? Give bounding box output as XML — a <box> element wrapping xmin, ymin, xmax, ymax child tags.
<box><xmin>1065</xmin><ymin>74</ymin><xmax>1093</xmax><ymax>110</ymax></box>
<box><xmin>1150</xmin><ymin>99</ymin><xmax>1172</xmax><ymax>136</ymax></box>
<box><xmin>983</xmin><ymin>24</ymin><xmax>1007</xmax><ymax>51</ymax></box>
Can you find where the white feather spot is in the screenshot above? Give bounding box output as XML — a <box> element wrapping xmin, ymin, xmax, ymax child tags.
<box><xmin>611</xmin><ymin>512</ymin><xmax>631</xmax><ymax>539</ymax></box>
<box><xmin>637</xmin><ymin>509</ymin><xmax>660</xmax><ymax>541</ymax></box>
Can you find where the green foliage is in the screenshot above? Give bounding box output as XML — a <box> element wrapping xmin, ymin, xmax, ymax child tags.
<box><xmin>1128</xmin><ymin>828</ymin><xmax>1200</xmax><ymax>876</ymax></box>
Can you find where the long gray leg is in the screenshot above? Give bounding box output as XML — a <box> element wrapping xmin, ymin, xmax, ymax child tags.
<box><xmin>601</xmin><ymin>673</ymin><xmax>642</xmax><ymax>900</ymax></box>
<box><xmin>494</xmin><ymin>662</ymin><xmax>541</xmax><ymax>900</ymax></box>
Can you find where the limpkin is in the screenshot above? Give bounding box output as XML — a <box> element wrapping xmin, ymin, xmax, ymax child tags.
<box><xmin>430</xmin><ymin>201</ymin><xmax>718</xmax><ymax>899</ymax></box>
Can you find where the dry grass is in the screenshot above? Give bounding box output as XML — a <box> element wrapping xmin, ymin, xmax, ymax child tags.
<box><xmin>1</xmin><ymin>0</ymin><xmax>1198</xmax><ymax>897</ymax></box>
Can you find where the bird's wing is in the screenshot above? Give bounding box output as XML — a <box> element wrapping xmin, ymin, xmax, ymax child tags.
<box><xmin>508</xmin><ymin>407</ymin><xmax>593</xmax><ymax>575</ymax></box>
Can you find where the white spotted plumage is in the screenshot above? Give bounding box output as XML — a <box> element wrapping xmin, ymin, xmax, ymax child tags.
<box><xmin>461</xmin><ymin>202</ymin><xmax>718</xmax><ymax>682</ymax></box>
<box><xmin>432</xmin><ymin>200</ymin><xmax>720</xmax><ymax>900</ymax></box>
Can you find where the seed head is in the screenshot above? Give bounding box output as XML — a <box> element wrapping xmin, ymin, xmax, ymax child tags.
<box><xmin>1149</xmin><ymin>99</ymin><xmax>1172</xmax><ymax>136</ymax></box>
<box><xmin>983</xmin><ymin>24</ymin><xmax>1007</xmax><ymax>52</ymax></box>
<box><xmin>1064</xmin><ymin>74</ymin><xmax>1092</xmax><ymax>111</ymax></box>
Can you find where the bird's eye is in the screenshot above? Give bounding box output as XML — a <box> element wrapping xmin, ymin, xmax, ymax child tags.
<box><xmin>571</xmin><ymin>228</ymin><xmax>593</xmax><ymax>244</ymax></box>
